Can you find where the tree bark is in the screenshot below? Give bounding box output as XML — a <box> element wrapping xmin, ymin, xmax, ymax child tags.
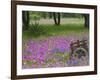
<box><xmin>26</xmin><ymin>11</ymin><xmax>29</xmax><ymax>27</ymax></box>
<box><xmin>53</xmin><ymin>12</ymin><xmax>61</xmax><ymax>25</ymax></box>
<box><xmin>53</xmin><ymin>12</ymin><xmax>58</xmax><ymax>25</ymax></box>
<box><xmin>22</xmin><ymin>11</ymin><xmax>30</xmax><ymax>30</ymax></box>
<box><xmin>57</xmin><ymin>13</ymin><xmax>61</xmax><ymax>25</ymax></box>
<box><xmin>83</xmin><ymin>14</ymin><xmax>89</xmax><ymax>28</ymax></box>
<box><xmin>22</xmin><ymin>11</ymin><xmax>26</xmax><ymax>26</ymax></box>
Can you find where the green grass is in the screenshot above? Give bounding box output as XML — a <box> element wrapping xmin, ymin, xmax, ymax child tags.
<box><xmin>22</xmin><ymin>24</ymin><xmax>89</xmax><ymax>40</ymax></box>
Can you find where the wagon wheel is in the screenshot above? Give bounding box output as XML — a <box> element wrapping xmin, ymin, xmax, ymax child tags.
<box><xmin>73</xmin><ymin>47</ymin><xmax>88</xmax><ymax>58</ymax></box>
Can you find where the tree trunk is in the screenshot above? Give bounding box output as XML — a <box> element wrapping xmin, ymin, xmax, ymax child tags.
<box><xmin>22</xmin><ymin>11</ymin><xmax>30</xmax><ymax>30</ymax></box>
<box><xmin>53</xmin><ymin>12</ymin><xmax>61</xmax><ymax>25</ymax></box>
<box><xmin>26</xmin><ymin>11</ymin><xmax>29</xmax><ymax>28</ymax></box>
<box><xmin>83</xmin><ymin>14</ymin><xmax>89</xmax><ymax>28</ymax></box>
<box><xmin>22</xmin><ymin>11</ymin><xmax>26</xmax><ymax>26</ymax></box>
<box><xmin>53</xmin><ymin>12</ymin><xmax>58</xmax><ymax>25</ymax></box>
<box><xmin>57</xmin><ymin>13</ymin><xmax>61</xmax><ymax>25</ymax></box>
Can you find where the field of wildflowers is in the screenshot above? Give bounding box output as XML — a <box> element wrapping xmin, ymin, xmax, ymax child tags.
<box><xmin>22</xmin><ymin>34</ymin><xmax>89</xmax><ymax>69</ymax></box>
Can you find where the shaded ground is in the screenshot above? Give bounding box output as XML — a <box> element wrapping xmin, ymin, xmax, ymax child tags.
<box><xmin>30</xmin><ymin>18</ymin><xmax>84</xmax><ymax>25</ymax></box>
<box><xmin>23</xmin><ymin>24</ymin><xmax>88</xmax><ymax>40</ymax></box>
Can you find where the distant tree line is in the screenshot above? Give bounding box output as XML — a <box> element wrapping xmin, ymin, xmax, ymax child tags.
<box><xmin>22</xmin><ymin>11</ymin><xmax>89</xmax><ymax>30</ymax></box>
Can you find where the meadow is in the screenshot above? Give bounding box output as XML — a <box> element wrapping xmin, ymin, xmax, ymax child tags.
<box><xmin>22</xmin><ymin>12</ymin><xmax>89</xmax><ymax>69</ymax></box>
